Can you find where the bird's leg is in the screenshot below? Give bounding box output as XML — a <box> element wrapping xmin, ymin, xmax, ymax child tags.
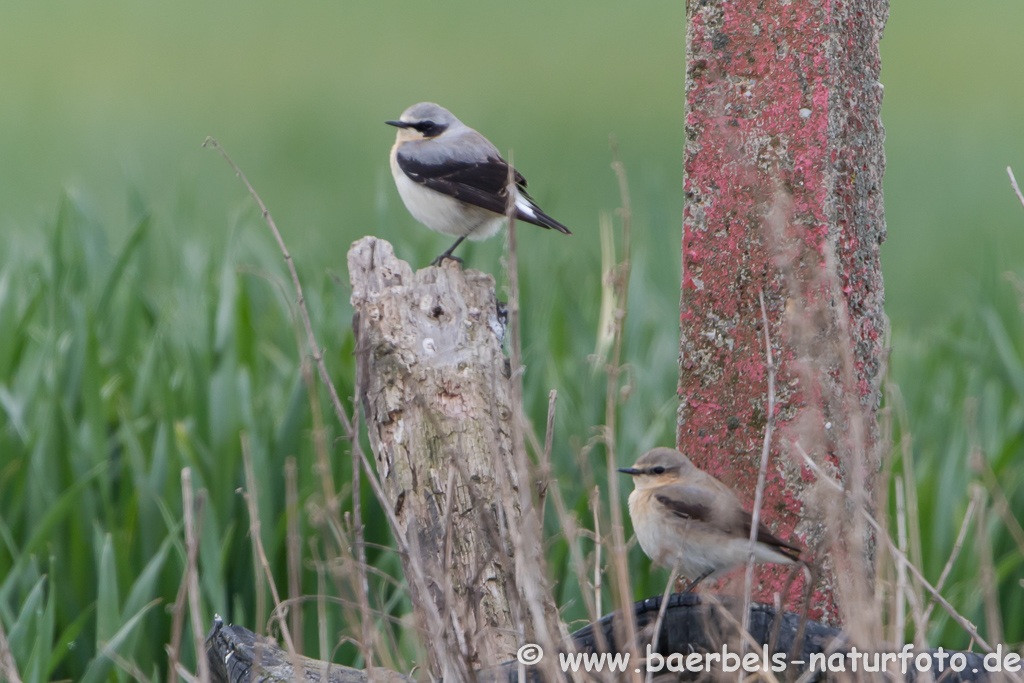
<box><xmin>682</xmin><ymin>568</ymin><xmax>714</xmax><ymax>594</ymax></box>
<box><xmin>431</xmin><ymin>236</ymin><xmax>467</xmax><ymax>267</ymax></box>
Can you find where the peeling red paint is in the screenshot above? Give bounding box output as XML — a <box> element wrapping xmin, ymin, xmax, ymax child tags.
<box><xmin>679</xmin><ymin>0</ymin><xmax>888</xmax><ymax>625</ymax></box>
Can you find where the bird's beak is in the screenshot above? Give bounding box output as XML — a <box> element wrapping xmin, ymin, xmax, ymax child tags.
<box><xmin>618</xmin><ymin>467</ymin><xmax>642</xmax><ymax>476</ymax></box>
<box><xmin>385</xmin><ymin>120</ymin><xmax>412</xmax><ymax>128</ymax></box>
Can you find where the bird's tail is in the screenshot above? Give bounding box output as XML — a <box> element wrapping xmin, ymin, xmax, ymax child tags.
<box><xmin>514</xmin><ymin>193</ymin><xmax>572</xmax><ymax>235</ymax></box>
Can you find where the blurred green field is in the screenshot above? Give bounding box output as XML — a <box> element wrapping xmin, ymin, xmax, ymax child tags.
<box><xmin>1</xmin><ymin>0</ymin><xmax>1024</xmax><ymax>680</ymax></box>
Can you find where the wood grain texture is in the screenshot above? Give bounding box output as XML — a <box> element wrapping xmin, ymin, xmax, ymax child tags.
<box><xmin>348</xmin><ymin>236</ymin><xmax>521</xmax><ymax>667</ymax></box>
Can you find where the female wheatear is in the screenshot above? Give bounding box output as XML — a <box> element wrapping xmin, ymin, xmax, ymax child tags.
<box><xmin>619</xmin><ymin>447</ymin><xmax>803</xmax><ymax>589</ymax></box>
<box><xmin>386</xmin><ymin>102</ymin><xmax>571</xmax><ymax>266</ymax></box>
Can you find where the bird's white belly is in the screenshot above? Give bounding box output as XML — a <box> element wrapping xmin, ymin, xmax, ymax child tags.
<box><xmin>633</xmin><ymin>516</ymin><xmax>723</xmax><ymax>580</ymax></box>
<box><xmin>390</xmin><ymin>160</ymin><xmax>504</xmax><ymax>241</ymax></box>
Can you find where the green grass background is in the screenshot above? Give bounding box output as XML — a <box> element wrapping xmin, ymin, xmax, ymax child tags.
<box><xmin>1</xmin><ymin>0</ymin><xmax>1023</xmax><ymax>680</ymax></box>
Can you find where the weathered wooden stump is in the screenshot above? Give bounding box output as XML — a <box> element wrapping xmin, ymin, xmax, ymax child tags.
<box><xmin>348</xmin><ymin>236</ymin><xmax>524</xmax><ymax>669</ymax></box>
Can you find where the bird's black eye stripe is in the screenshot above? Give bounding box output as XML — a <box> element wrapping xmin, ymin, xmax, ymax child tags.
<box><xmin>412</xmin><ymin>121</ymin><xmax>448</xmax><ymax>137</ymax></box>
<box><xmin>649</xmin><ymin>466</ymin><xmax>666</xmax><ymax>475</ymax></box>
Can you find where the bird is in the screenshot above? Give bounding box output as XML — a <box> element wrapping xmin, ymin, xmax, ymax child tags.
<box><xmin>386</xmin><ymin>102</ymin><xmax>571</xmax><ymax>266</ymax></box>
<box><xmin>619</xmin><ymin>447</ymin><xmax>803</xmax><ymax>591</ymax></box>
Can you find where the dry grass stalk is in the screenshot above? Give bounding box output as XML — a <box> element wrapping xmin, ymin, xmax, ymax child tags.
<box><xmin>296</xmin><ymin>349</ymin><xmax>378</xmax><ymax>664</ymax></box>
<box><xmin>0</xmin><ymin>618</ymin><xmax>23</xmax><ymax>683</ymax></box>
<box><xmin>977</xmin><ymin>457</ymin><xmax>1024</xmax><ymax>559</ymax></box>
<box><xmin>286</xmin><ymin>457</ymin><xmax>304</xmax><ymax>655</ymax></box>
<box><xmin>742</xmin><ymin>289</ymin><xmax>777</xmax><ymax>641</ymax></box>
<box><xmin>701</xmin><ymin>593</ymin><xmax>783</xmax><ymax>683</ymax></box>
<box><xmin>644</xmin><ymin>561</ymin><xmax>680</xmax><ymax>683</ymax></box>
<box><xmin>1008</xmin><ymin>166</ymin><xmax>1024</xmax><ymax>211</ymax></box>
<box><xmin>167</xmin><ymin>468</ymin><xmax>205</xmax><ymax>683</ymax></box>
<box><xmin>920</xmin><ymin>486</ymin><xmax>982</xmax><ymax>630</ymax></box>
<box><xmin>891</xmin><ymin>384</ymin><xmax>927</xmax><ymax>614</ymax></box>
<box><xmin>348</xmin><ymin>303</ymin><xmax>375</xmax><ymax>679</ymax></box>
<box><xmin>974</xmin><ymin>493</ymin><xmax>1005</xmax><ymax>647</ymax></box>
<box><xmin>894</xmin><ymin>475</ymin><xmax>909</xmax><ymax>644</ymax></box>
<box><xmin>549</xmin><ymin>482</ymin><xmax>610</xmax><ymax>656</ymax></box>
<box><xmin>173</xmin><ymin>661</ymin><xmax>199</xmax><ymax>683</ymax></box>
<box><xmin>538</xmin><ymin>389</ymin><xmax>558</xmax><ymax>518</ymax></box>
<box><xmin>597</xmin><ymin>139</ymin><xmax>641</xmax><ymax>683</ymax></box>
<box><xmin>502</xmin><ymin>166</ymin><xmax>581</xmax><ymax>683</ymax></box>
<box><xmin>241</xmin><ymin>435</ymin><xmax>304</xmax><ymax>676</ymax></box>
<box><xmin>311</xmin><ymin>541</ymin><xmax>332</xmax><ymax>663</ymax></box>
<box><xmin>181</xmin><ymin>468</ymin><xmax>211</xmax><ymax>683</ymax></box>
<box><xmin>591</xmin><ymin>487</ymin><xmax>603</xmax><ymax>624</ymax></box>
<box><xmin>104</xmin><ymin>643</ymin><xmax>158</xmax><ymax>683</ymax></box>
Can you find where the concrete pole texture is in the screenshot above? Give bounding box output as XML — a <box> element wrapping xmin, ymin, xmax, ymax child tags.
<box><xmin>679</xmin><ymin>0</ymin><xmax>889</xmax><ymax>624</ymax></box>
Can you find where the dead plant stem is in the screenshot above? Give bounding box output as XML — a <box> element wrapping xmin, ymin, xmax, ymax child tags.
<box><xmin>743</xmin><ymin>289</ymin><xmax>776</xmax><ymax>644</ymax></box>
<box><xmin>204</xmin><ymin>137</ymin><xmax>449</xmax><ymax>664</ymax></box>
<box><xmin>181</xmin><ymin>469</ymin><xmax>211</xmax><ymax>683</ymax></box>
<box><xmin>604</xmin><ymin>137</ymin><xmax>640</xmax><ymax>683</ymax></box>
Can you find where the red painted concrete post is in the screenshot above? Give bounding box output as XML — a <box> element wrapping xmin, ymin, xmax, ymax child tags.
<box><xmin>679</xmin><ymin>0</ymin><xmax>888</xmax><ymax>624</ymax></box>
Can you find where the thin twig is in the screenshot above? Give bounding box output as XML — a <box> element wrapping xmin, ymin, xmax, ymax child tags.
<box><xmin>268</xmin><ymin>594</ymin><xmax>411</xmax><ymax>630</ymax></box>
<box><xmin>889</xmin><ymin>382</ymin><xmax>927</xmax><ymax>642</ymax></box>
<box><xmin>104</xmin><ymin>642</ymin><xmax>158</xmax><ymax>683</ymax></box>
<box><xmin>1008</xmin><ymin>167</ymin><xmax>1024</xmax><ymax>211</ymax></box>
<box><xmin>285</xmin><ymin>457</ymin><xmax>303</xmax><ymax>654</ymax></box>
<box><xmin>974</xmin><ymin>490</ymin><xmax>1004</xmax><ymax>646</ymax></box>
<box><xmin>894</xmin><ymin>475</ymin><xmax>908</xmax><ymax>644</ymax></box>
<box><xmin>181</xmin><ymin>469</ymin><xmax>211</xmax><ymax>683</ymax></box>
<box><xmin>538</xmin><ymin>390</ymin><xmax>558</xmax><ymax>519</ymax></box>
<box><xmin>591</xmin><ymin>487</ymin><xmax>602</xmax><ymax>622</ymax></box>
<box><xmin>918</xmin><ymin>408</ymin><xmax>983</xmax><ymax>632</ymax></box>
<box><xmin>743</xmin><ymin>289</ymin><xmax>776</xmax><ymax>643</ymax></box>
<box><xmin>311</xmin><ymin>542</ymin><xmax>330</xmax><ymax>662</ymax></box>
<box><xmin>350</xmin><ymin>323</ymin><xmax>374</xmax><ymax>679</ymax></box>
<box><xmin>605</xmin><ymin>137</ymin><xmax>640</xmax><ymax>683</ymax></box>
<box><xmin>644</xmin><ymin>561</ymin><xmax>679</xmax><ymax>683</ymax></box>
<box><xmin>926</xmin><ymin>487</ymin><xmax>981</xmax><ymax>621</ymax></box>
<box><xmin>978</xmin><ymin>457</ymin><xmax>1024</xmax><ymax>558</ymax></box>
<box><xmin>702</xmin><ymin>593</ymin><xmax>782</xmax><ymax>683</ymax></box>
<box><xmin>203</xmin><ymin>139</ymin><xmax>353</xmax><ymax>435</ymax></box>
<box><xmin>549</xmin><ymin>483</ymin><xmax>609</xmax><ymax>655</ymax></box>
<box><xmin>241</xmin><ymin>434</ymin><xmax>304</xmax><ymax>677</ymax></box>
<box><xmin>167</xmin><ymin>473</ymin><xmax>204</xmax><ymax>683</ymax></box>
<box><xmin>174</xmin><ymin>662</ymin><xmax>199</xmax><ymax>683</ymax></box>
<box><xmin>501</xmin><ymin>151</ymin><xmax>569</xmax><ymax>683</ymax></box>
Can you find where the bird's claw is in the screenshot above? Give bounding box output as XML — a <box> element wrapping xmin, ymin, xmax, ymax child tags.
<box><xmin>431</xmin><ymin>253</ymin><xmax>464</xmax><ymax>267</ymax></box>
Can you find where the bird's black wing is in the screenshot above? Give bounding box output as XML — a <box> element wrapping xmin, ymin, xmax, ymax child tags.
<box><xmin>396</xmin><ymin>152</ymin><xmax>526</xmax><ymax>217</ymax></box>
<box><xmin>396</xmin><ymin>152</ymin><xmax>571</xmax><ymax>234</ymax></box>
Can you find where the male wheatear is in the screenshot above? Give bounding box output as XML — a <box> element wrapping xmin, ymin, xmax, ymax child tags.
<box><xmin>386</xmin><ymin>102</ymin><xmax>571</xmax><ymax>266</ymax></box>
<box><xmin>619</xmin><ymin>448</ymin><xmax>803</xmax><ymax>589</ymax></box>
